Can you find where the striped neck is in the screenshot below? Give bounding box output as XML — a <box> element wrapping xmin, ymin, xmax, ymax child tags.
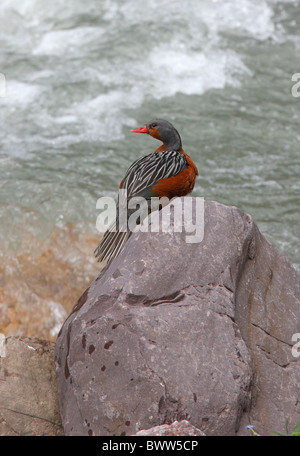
<box><xmin>154</xmin><ymin>144</ymin><xmax>185</xmax><ymax>154</ymax></box>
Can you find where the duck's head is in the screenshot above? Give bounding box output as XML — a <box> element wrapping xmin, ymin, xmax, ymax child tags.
<box><xmin>131</xmin><ymin>118</ymin><xmax>182</xmax><ymax>151</ymax></box>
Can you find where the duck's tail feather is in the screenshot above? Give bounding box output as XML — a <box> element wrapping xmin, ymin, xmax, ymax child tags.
<box><xmin>94</xmin><ymin>223</ymin><xmax>131</xmax><ymax>264</ymax></box>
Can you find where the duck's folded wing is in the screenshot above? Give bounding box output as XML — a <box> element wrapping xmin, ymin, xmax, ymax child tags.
<box><xmin>121</xmin><ymin>150</ymin><xmax>188</xmax><ymax>198</ymax></box>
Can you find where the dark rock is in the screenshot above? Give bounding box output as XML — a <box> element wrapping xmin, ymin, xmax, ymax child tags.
<box><xmin>133</xmin><ymin>420</ymin><xmax>206</xmax><ymax>436</ymax></box>
<box><xmin>55</xmin><ymin>198</ymin><xmax>300</xmax><ymax>436</ymax></box>
<box><xmin>0</xmin><ymin>336</ymin><xmax>63</xmax><ymax>436</ymax></box>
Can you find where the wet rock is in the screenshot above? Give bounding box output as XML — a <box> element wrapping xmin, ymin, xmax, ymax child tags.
<box><xmin>55</xmin><ymin>198</ymin><xmax>300</xmax><ymax>436</ymax></box>
<box><xmin>0</xmin><ymin>336</ymin><xmax>63</xmax><ymax>436</ymax></box>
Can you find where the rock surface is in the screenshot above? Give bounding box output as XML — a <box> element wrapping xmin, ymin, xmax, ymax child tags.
<box><xmin>236</xmin><ymin>225</ymin><xmax>300</xmax><ymax>435</ymax></box>
<box><xmin>55</xmin><ymin>199</ymin><xmax>300</xmax><ymax>436</ymax></box>
<box><xmin>134</xmin><ymin>420</ymin><xmax>206</xmax><ymax>436</ymax></box>
<box><xmin>0</xmin><ymin>336</ymin><xmax>63</xmax><ymax>436</ymax></box>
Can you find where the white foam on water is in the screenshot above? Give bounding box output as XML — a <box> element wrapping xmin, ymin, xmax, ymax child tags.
<box><xmin>3</xmin><ymin>80</ymin><xmax>46</xmax><ymax>106</ymax></box>
<box><xmin>52</xmin><ymin>45</ymin><xmax>250</xmax><ymax>142</ymax></box>
<box><xmin>146</xmin><ymin>46</ymin><xmax>251</xmax><ymax>98</ymax></box>
<box><xmin>114</xmin><ymin>0</ymin><xmax>280</xmax><ymax>42</ymax></box>
<box><xmin>63</xmin><ymin>90</ymin><xmax>143</xmax><ymax>141</ymax></box>
<box><xmin>195</xmin><ymin>0</ymin><xmax>276</xmax><ymax>40</ymax></box>
<box><xmin>33</xmin><ymin>27</ymin><xmax>105</xmax><ymax>56</ymax></box>
<box><xmin>0</xmin><ymin>0</ymin><xmax>293</xmax><ymax>145</ymax></box>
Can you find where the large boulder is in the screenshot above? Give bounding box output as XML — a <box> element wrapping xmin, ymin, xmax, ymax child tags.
<box><xmin>54</xmin><ymin>198</ymin><xmax>300</xmax><ymax>436</ymax></box>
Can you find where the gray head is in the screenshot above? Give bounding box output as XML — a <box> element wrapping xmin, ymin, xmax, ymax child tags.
<box><xmin>131</xmin><ymin>118</ymin><xmax>182</xmax><ymax>151</ymax></box>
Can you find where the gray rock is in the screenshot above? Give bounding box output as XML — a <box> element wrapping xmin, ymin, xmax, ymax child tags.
<box><xmin>0</xmin><ymin>336</ymin><xmax>63</xmax><ymax>436</ymax></box>
<box><xmin>55</xmin><ymin>198</ymin><xmax>300</xmax><ymax>436</ymax></box>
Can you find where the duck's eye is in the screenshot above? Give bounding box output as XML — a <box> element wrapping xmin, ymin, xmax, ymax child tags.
<box><xmin>150</xmin><ymin>123</ymin><xmax>157</xmax><ymax>129</ymax></box>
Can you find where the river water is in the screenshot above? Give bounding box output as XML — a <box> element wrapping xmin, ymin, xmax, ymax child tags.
<box><xmin>0</xmin><ymin>0</ymin><xmax>299</xmax><ymax>282</ymax></box>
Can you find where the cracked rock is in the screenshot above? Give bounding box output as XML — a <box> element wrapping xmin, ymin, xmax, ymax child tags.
<box><xmin>0</xmin><ymin>336</ymin><xmax>63</xmax><ymax>436</ymax></box>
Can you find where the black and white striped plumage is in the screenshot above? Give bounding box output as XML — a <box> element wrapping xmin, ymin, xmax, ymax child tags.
<box><xmin>121</xmin><ymin>149</ymin><xmax>188</xmax><ymax>197</ymax></box>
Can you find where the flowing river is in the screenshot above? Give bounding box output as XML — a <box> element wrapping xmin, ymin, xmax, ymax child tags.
<box><xmin>0</xmin><ymin>0</ymin><xmax>299</xmax><ymax>339</ymax></box>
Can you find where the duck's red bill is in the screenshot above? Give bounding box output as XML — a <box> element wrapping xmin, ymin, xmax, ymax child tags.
<box><xmin>130</xmin><ymin>126</ymin><xmax>148</xmax><ymax>134</ymax></box>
